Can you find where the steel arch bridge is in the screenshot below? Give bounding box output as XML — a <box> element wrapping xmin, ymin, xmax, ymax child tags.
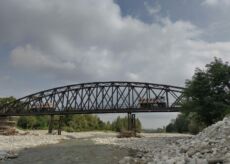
<box><xmin>0</xmin><ymin>81</ymin><xmax>185</xmax><ymax>116</ymax></box>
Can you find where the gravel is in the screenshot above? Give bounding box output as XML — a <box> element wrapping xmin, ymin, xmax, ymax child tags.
<box><xmin>0</xmin><ymin>131</ymin><xmax>116</xmax><ymax>160</ymax></box>
<box><xmin>93</xmin><ymin>116</ymin><xmax>230</xmax><ymax>164</ymax></box>
<box><xmin>1</xmin><ymin>116</ymin><xmax>230</xmax><ymax>163</ymax></box>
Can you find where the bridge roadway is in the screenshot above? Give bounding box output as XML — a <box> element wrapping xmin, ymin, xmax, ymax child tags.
<box><xmin>0</xmin><ymin>81</ymin><xmax>185</xmax><ymax>134</ymax></box>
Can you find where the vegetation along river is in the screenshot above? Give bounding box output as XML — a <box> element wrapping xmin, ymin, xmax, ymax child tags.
<box><xmin>2</xmin><ymin>139</ymin><xmax>137</xmax><ymax>164</ymax></box>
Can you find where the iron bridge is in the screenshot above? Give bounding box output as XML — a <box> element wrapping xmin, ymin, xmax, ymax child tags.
<box><xmin>0</xmin><ymin>81</ymin><xmax>185</xmax><ymax>116</ymax></box>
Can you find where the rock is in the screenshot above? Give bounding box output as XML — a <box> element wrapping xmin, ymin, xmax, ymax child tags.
<box><xmin>180</xmin><ymin>146</ymin><xmax>189</xmax><ymax>153</ymax></box>
<box><xmin>6</xmin><ymin>151</ymin><xmax>18</xmax><ymax>159</ymax></box>
<box><xmin>119</xmin><ymin>156</ymin><xmax>134</xmax><ymax>164</ymax></box>
<box><xmin>96</xmin><ymin>116</ymin><xmax>230</xmax><ymax>163</ymax></box>
<box><xmin>207</xmin><ymin>158</ymin><xmax>224</xmax><ymax>164</ymax></box>
<box><xmin>187</xmin><ymin>148</ymin><xmax>198</xmax><ymax>157</ymax></box>
<box><xmin>0</xmin><ymin>150</ymin><xmax>8</xmax><ymax>160</ymax></box>
<box><xmin>200</xmin><ymin>148</ymin><xmax>213</xmax><ymax>154</ymax></box>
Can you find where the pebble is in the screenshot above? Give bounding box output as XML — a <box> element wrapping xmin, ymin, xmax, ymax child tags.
<box><xmin>0</xmin><ymin>150</ymin><xmax>8</xmax><ymax>160</ymax></box>
<box><xmin>116</xmin><ymin>116</ymin><xmax>230</xmax><ymax>163</ymax></box>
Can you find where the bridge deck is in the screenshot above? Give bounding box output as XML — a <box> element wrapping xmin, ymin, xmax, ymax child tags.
<box><xmin>0</xmin><ymin>107</ymin><xmax>180</xmax><ymax>116</ymax></box>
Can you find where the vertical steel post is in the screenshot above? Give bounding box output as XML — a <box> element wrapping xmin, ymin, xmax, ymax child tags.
<box><xmin>166</xmin><ymin>89</ymin><xmax>169</xmax><ymax>108</ymax></box>
<box><xmin>58</xmin><ymin>115</ymin><xmax>63</xmax><ymax>135</ymax></box>
<box><xmin>131</xmin><ymin>114</ymin><xmax>136</xmax><ymax>132</ymax></box>
<box><xmin>48</xmin><ymin>115</ymin><xmax>54</xmax><ymax>134</ymax></box>
<box><xmin>127</xmin><ymin>112</ymin><xmax>131</xmax><ymax>131</ymax></box>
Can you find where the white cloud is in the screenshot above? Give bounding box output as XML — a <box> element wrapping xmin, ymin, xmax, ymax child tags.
<box><xmin>202</xmin><ymin>0</ymin><xmax>230</xmax><ymax>6</ymax></box>
<box><xmin>11</xmin><ymin>44</ymin><xmax>76</xmax><ymax>72</ymax></box>
<box><xmin>203</xmin><ymin>0</ymin><xmax>219</xmax><ymax>5</ymax></box>
<box><xmin>0</xmin><ymin>0</ymin><xmax>230</xmax><ymax>90</ymax></box>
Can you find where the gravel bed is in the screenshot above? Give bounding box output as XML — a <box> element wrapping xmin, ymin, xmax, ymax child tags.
<box><xmin>93</xmin><ymin>116</ymin><xmax>230</xmax><ymax>164</ymax></box>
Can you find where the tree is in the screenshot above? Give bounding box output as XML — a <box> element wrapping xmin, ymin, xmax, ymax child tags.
<box><xmin>17</xmin><ymin>116</ymin><xmax>37</xmax><ymax>129</ymax></box>
<box><xmin>33</xmin><ymin>116</ymin><xmax>49</xmax><ymax>129</ymax></box>
<box><xmin>166</xmin><ymin>122</ymin><xmax>175</xmax><ymax>133</ymax></box>
<box><xmin>0</xmin><ymin>97</ymin><xmax>16</xmax><ymax>106</ymax></box>
<box><xmin>182</xmin><ymin>58</ymin><xmax>230</xmax><ymax>126</ymax></box>
<box><xmin>111</xmin><ymin>116</ymin><xmax>142</xmax><ymax>132</ymax></box>
<box><xmin>174</xmin><ymin>114</ymin><xmax>189</xmax><ymax>133</ymax></box>
<box><xmin>61</xmin><ymin>114</ymin><xmax>109</xmax><ymax>131</ymax></box>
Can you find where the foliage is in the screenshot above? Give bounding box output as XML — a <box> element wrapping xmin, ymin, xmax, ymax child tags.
<box><xmin>182</xmin><ymin>58</ymin><xmax>230</xmax><ymax>126</ymax></box>
<box><xmin>16</xmin><ymin>114</ymin><xmax>142</xmax><ymax>132</ymax></box>
<box><xmin>111</xmin><ymin>116</ymin><xmax>142</xmax><ymax>132</ymax></box>
<box><xmin>166</xmin><ymin>113</ymin><xmax>206</xmax><ymax>135</ymax></box>
<box><xmin>165</xmin><ymin>122</ymin><xmax>176</xmax><ymax>133</ymax></box>
<box><xmin>61</xmin><ymin>114</ymin><xmax>111</xmax><ymax>131</ymax></box>
<box><xmin>0</xmin><ymin>97</ymin><xmax>16</xmax><ymax>106</ymax></box>
<box><xmin>33</xmin><ymin>116</ymin><xmax>49</xmax><ymax>129</ymax></box>
<box><xmin>17</xmin><ymin>116</ymin><xmax>50</xmax><ymax>129</ymax></box>
<box><xmin>165</xmin><ymin>114</ymin><xmax>189</xmax><ymax>133</ymax></box>
<box><xmin>142</xmin><ymin>127</ymin><xmax>166</xmax><ymax>133</ymax></box>
<box><xmin>17</xmin><ymin>116</ymin><xmax>37</xmax><ymax>129</ymax></box>
<box><xmin>166</xmin><ymin>58</ymin><xmax>230</xmax><ymax>134</ymax></box>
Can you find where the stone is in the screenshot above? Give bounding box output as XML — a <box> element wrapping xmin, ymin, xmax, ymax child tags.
<box><xmin>99</xmin><ymin>116</ymin><xmax>230</xmax><ymax>163</ymax></box>
<box><xmin>187</xmin><ymin>148</ymin><xmax>198</xmax><ymax>157</ymax></box>
<box><xmin>0</xmin><ymin>150</ymin><xmax>8</xmax><ymax>160</ymax></box>
<box><xmin>119</xmin><ymin>156</ymin><xmax>134</xmax><ymax>164</ymax></box>
<box><xmin>207</xmin><ymin>158</ymin><xmax>224</xmax><ymax>164</ymax></box>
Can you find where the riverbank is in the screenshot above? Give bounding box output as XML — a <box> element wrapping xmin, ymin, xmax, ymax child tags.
<box><xmin>1</xmin><ymin>116</ymin><xmax>230</xmax><ymax>164</ymax></box>
<box><xmin>92</xmin><ymin>133</ymin><xmax>192</xmax><ymax>163</ymax></box>
<box><xmin>0</xmin><ymin>130</ymin><xmax>117</xmax><ymax>160</ymax></box>
<box><xmin>94</xmin><ymin>116</ymin><xmax>230</xmax><ymax>164</ymax></box>
<box><xmin>0</xmin><ymin>130</ymin><xmax>190</xmax><ymax>161</ymax></box>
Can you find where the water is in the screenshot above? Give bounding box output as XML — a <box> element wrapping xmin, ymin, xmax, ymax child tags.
<box><xmin>3</xmin><ymin>139</ymin><xmax>137</xmax><ymax>164</ymax></box>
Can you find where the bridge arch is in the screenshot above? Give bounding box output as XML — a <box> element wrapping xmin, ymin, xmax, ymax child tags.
<box><xmin>0</xmin><ymin>81</ymin><xmax>185</xmax><ymax>116</ymax></box>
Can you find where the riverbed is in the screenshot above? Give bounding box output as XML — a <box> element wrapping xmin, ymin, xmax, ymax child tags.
<box><xmin>1</xmin><ymin>117</ymin><xmax>230</xmax><ymax>164</ymax></box>
<box><xmin>2</xmin><ymin>139</ymin><xmax>137</xmax><ymax>164</ymax></box>
<box><xmin>0</xmin><ymin>130</ymin><xmax>191</xmax><ymax>163</ymax></box>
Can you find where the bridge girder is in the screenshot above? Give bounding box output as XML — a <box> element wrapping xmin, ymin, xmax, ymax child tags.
<box><xmin>0</xmin><ymin>81</ymin><xmax>185</xmax><ymax>116</ymax></box>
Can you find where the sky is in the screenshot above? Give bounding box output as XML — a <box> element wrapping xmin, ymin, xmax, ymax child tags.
<box><xmin>0</xmin><ymin>0</ymin><xmax>230</xmax><ymax>129</ymax></box>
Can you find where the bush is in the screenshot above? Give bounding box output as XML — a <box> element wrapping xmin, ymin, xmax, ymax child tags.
<box><xmin>16</xmin><ymin>114</ymin><xmax>142</xmax><ymax>133</ymax></box>
<box><xmin>111</xmin><ymin>116</ymin><xmax>142</xmax><ymax>132</ymax></box>
<box><xmin>17</xmin><ymin>116</ymin><xmax>37</xmax><ymax>129</ymax></box>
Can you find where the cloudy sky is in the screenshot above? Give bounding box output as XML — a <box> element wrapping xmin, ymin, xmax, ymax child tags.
<box><xmin>0</xmin><ymin>0</ymin><xmax>230</xmax><ymax>128</ymax></box>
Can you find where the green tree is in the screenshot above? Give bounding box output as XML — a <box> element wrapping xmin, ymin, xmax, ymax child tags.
<box><xmin>33</xmin><ymin>116</ymin><xmax>49</xmax><ymax>129</ymax></box>
<box><xmin>165</xmin><ymin>114</ymin><xmax>189</xmax><ymax>133</ymax></box>
<box><xmin>61</xmin><ymin>114</ymin><xmax>109</xmax><ymax>132</ymax></box>
<box><xmin>174</xmin><ymin>114</ymin><xmax>189</xmax><ymax>133</ymax></box>
<box><xmin>0</xmin><ymin>97</ymin><xmax>16</xmax><ymax>106</ymax></box>
<box><xmin>182</xmin><ymin>58</ymin><xmax>230</xmax><ymax>126</ymax></box>
<box><xmin>17</xmin><ymin>116</ymin><xmax>37</xmax><ymax>129</ymax></box>
<box><xmin>166</xmin><ymin>122</ymin><xmax>175</xmax><ymax>133</ymax></box>
<box><xmin>184</xmin><ymin>112</ymin><xmax>205</xmax><ymax>134</ymax></box>
<box><xmin>111</xmin><ymin>116</ymin><xmax>142</xmax><ymax>132</ymax></box>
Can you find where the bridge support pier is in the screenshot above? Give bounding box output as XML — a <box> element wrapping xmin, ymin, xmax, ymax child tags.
<box><xmin>48</xmin><ymin>115</ymin><xmax>54</xmax><ymax>134</ymax></box>
<box><xmin>127</xmin><ymin>113</ymin><xmax>136</xmax><ymax>133</ymax></box>
<box><xmin>58</xmin><ymin>115</ymin><xmax>63</xmax><ymax>135</ymax></box>
<box><xmin>127</xmin><ymin>113</ymin><xmax>131</xmax><ymax>131</ymax></box>
<box><xmin>131</xmin><ymin>114</ymin><xmax>136</xmax><ymax>132</ymax></box>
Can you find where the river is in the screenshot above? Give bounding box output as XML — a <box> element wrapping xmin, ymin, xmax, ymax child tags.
<box><xmin>2</xmin><ymin>139</ymin><xmax>137</xmax><ymax>164</ymax></box>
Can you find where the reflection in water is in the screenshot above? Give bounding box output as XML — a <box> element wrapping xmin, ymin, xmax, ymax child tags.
<box><xmin>3</xmin><ymin>139</ymin><xmax>136</xmax><ymax>164</ymax></box>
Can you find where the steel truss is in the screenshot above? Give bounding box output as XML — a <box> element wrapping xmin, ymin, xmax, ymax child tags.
<box><xmin>0</xmin><ymin>81</ymin><xmax>185</xmax><ymax>116</ymax></box>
